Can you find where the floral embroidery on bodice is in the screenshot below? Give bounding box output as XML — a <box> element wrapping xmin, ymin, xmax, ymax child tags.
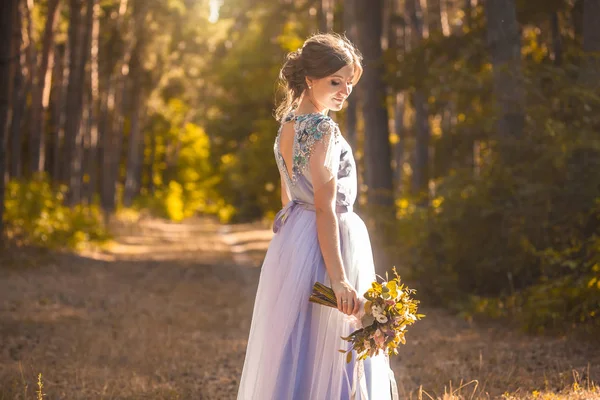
<box><xmin>274</xmin><ymin>113</ymin><xmax>340</xmax><ymax>186</ymax></box>
<box><xmin>274</xmin><ymin>112</ymin><xmax>357</xmax><ymax>209</ymax></box>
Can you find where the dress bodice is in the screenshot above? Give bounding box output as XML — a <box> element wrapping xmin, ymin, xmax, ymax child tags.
<box><xmin>274</xmin><ymin>113</ymin><xmax>357</xmax><ymax>210</ymax></box>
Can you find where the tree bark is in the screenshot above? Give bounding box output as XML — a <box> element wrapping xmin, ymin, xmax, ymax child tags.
<box><xmin>83</xmin><ymin>0</ymin><xmax>100</xmax><ymax>204</ymax></box>
<box><xmin>8</xmin><ymin>4</ymin><xmax>24</xmax><ymax>179</ymax></box>
<box><xmin>100</xmin><ymin>0</ymin><xmax>130</xmax><ymax>215</ymax></box>
<box><xmin>123</xmin><ymin>85</ymin><xmax>144</xmax><ymax>206</ymax></box>
<box><xmin>394</xmin><ymin>91</ymin><xmax>406</xmax><ymax>195</ymax></box>
<box><xmin>387</xmin><ymin>0</ymin><xmax>406</xmax><ymax>195</ymax></box>
<box><xmin>355</xmin><ymin>0</ymin><xmax>394</xmax><ymax>208</ymax></box>
<box><xmin>147</xmin><ymin>128</ymin><xmax>156</xmax><ymax>194</ymax></box>
<box><xmin>550</xmin><ymin>11</ymin><xmax>562</xmax><ymax>66</ymax></box>
<box><xmin>63</xmin><ymin>0</ymin><xmax>84</xmax><ymax>184</ymax></box>
<box><xmin>50</xmin><ymin>43</ymin><xmax>68</xmax><ymax>182</ymax></box>
<box><xmin>406</xmin><ymin>0</ymin><xmax>431</xmax><ymax>200</ymax></box>
<box><xmin>123</xmin><ymin>2</ymin><xmax>149</xmax><ymax>207</ymax></box>
<box><xmin>64</xmin><ymin>0</ymin><xmax>95</xmax><ymax>204</ymax></box>
<box><xmin>581</xmin><ymin>0</ymin><xmax>600</xmax><ymax>86</ymax></box>
<box><xmin>343</xmin><ymin>0</ymin><xmax>358</xmax><ymax>150</ymax></box>
<box><xmin>465</xmin><ymin>0</ymin><xmax>472</xmax><ymax>30</ymax></box>
<box><xmin>427</xmin><ymin>0</ymin><xmax>443</xmax><ymax>35</ymax></box>
<box><xmin>317</xmin><ymin>0</ymin><xmax>334</xmax><ymax>32</ymax></box>
<box><xmin>30</xmin><ymin>0</ymin><xmax>61</xmax><ymax>174</ymax></box>
<box><xmin>0</xmin><ymin>0</ymin><xmax>17</xmax><ymax>242</ymax></box>
<box><xmin>484</xmin><ymin>0</ymin><xmax>525</xmax><ymax>141</ymax></box>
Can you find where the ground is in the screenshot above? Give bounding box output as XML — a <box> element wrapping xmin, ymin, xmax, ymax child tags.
<box><xmin>0</xmin><ymin>216</ymin><xmax>598</xmax><ymax>399</ymax></box>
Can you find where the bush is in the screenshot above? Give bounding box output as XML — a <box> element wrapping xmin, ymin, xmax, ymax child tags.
<box><xmin>395</xmin><ymin>76</ymin><xmax>600</xmax><ymax>332</ymax></box>
<box><xmin>4</xmin><ymin>177</ymin><xmax>110</xmax><ymax>250</ymax></box>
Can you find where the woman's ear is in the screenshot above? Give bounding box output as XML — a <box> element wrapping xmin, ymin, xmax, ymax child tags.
<box><xmin>305</xmin><ymin>77</ymin><xmax>313</xmax><ymax>89</ymax></box>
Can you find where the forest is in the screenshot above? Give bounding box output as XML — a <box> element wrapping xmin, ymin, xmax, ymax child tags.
<box><xmin>1</xmin><ymin>0</ymin><xmax>600</xmax><ymax>398</ymax></box>
<box><xmin>1</xmin><ymin>0</ymin><xmax>600</xmax><ymax>339</ymax></box>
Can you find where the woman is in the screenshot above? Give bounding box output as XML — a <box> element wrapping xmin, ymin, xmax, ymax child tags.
<box><xmin>237</xmin><ymin>33</ymin><xmax>398</xmax><ymax>400</ymax></box>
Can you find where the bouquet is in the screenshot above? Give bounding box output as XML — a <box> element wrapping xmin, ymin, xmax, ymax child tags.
<box><xmin>309</xmin><ymin>267</ymin><xmax>424</xmax><ymax>363</ymax></box>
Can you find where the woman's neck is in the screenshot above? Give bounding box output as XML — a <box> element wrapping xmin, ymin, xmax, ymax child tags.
<box><xmin>295</xmin><ymin>94</ymin><xmax>328</xmax><ymax>115</ymax></box>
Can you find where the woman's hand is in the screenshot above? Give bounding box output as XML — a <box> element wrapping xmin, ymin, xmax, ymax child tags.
<box><xmin>331</xmin><ymin>279</ymin><xmax>360</xmax><ymax>316</ymax></box>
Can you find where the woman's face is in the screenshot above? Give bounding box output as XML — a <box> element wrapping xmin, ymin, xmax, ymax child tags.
<box><xmin>306</xmin><ymin>64</ymin><xmax>355</xmax><ymax>112</ymax></box>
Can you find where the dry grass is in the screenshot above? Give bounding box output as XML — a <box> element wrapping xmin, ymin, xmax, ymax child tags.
<box><xmin>0</xmin><ymin>216</ymin><xmax>598</xmax><ymax>399</ymax></box>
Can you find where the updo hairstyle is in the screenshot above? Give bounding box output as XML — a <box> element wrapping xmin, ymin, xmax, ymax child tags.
<box><xmin>275</xmin><ymin>33</ymin><xmax>363</xmax><ymax>122</ymax></box>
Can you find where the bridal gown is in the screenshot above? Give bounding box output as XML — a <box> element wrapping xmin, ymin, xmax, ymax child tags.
<box><xmin>237</xmin><ymin>112</ymin><xmax>397</xmax><ymax>400</ymax></box>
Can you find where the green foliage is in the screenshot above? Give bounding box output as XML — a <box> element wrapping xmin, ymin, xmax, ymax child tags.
<box><xmin>135</xmin><ymin>114</ymin><xmax>229</xmax><ymax>221</ymax></box>
<box><xmin>395</xmin><ymin>65</ymin><xmax>600</xmax><ymax>330</ymax></box>
<box><xmin>202</xmin><ymin>2</ymin><xmax>307</xmax><ymax>221</ymax></box>
<box><xmin>4</xmin><ymin>177</ymin><xmax>110</xmax><ymax>250</ymax></box>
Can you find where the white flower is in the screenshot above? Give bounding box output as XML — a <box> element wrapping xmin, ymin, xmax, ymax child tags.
<box><xmin>403</xmin><ymin>311</ymin><xmax>416</xmax><ymax>322</ymax></box>
<box><xmin>375</xmin><ymin>314</ymin><xmax>388</xmax><ymax>323</ymax></box>
<box><xmin>371</xmin><ymin>305</ymin><xmax>383</xmax><ymax>317</ymax></box>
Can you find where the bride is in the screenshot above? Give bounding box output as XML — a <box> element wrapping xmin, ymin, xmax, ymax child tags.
<box><xmin>237</xmin><ymin>33</ymin><xmax>398</xmax><ymax>400</ymax></box>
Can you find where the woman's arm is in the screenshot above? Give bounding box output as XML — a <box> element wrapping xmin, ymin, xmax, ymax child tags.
<box><xmin>314</xmin><ymin>177</ymin><xmax>359</xmax><ymax>316</ymax></box>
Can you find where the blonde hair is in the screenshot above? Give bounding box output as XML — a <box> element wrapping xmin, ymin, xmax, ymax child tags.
<box><xmin>275</xmin><ymin>33</ymin><xmax>363</xmax><ymax>122</ymax></box>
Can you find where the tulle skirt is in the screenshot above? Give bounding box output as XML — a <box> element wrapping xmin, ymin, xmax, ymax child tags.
<box><xmin>237</xmin><ymin>207</ymin><xmax>395</xmax><ymax>400</ymax></box>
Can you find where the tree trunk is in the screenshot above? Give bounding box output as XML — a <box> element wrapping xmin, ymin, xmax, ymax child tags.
<box><xmin>100</xmin><ymin>0</ymin><xmax>130</xmax><ymax>215</ymax></box>
<box><xmin>343</xmin><ymin>0</ymin><xmax>358</xmax><ymax>150</ymax></box>
<box><xmin>123</xmin><ymin>86</ymin><xmax>144</xmax><ymax>206</ymax></box>
<box><xmin>64</xmin><ymin>0</ymin><xmax>92</xmax><ymax>203</ymax></box>
<box><xmin>147</xmin><ymin>128</ymin><xmax>156</xmax><ymax>194</ymax></box>
<box><xmin>123</xmin><ymin>2</ymin><xmax>148</xmax><ymax>207</ymax></box>
<box><xmin>581</xmin><ymin>0</ymin><xmax>600</xmax><ymax>86</ymax></box>
<box><xmin>394</xmin><ymin>92</ymin><xmax>406</xmax><ymax>195</ymax></box>
<box><xmin>0</xmin><ymin>0</ymin><xmax>17</xmax><ymax>242</ymax></box>
<box><xmin>99</xmin><ymin>82</ymin><xmax>115</xmax><ymax>212</ymax></box>
<box><xmin>8</xmin><ymin>4</ymin><xmax>24</xmax><ymax>179</ymax></box>
<box><xmin>30</xmin><ymin>0</ymin><xmax>61</xmax><ymax>174</ymax></box>
<box><xmin>427</xmin><ymin>0</ymin><xmax>443</xmax><ymax>35</ymax></box>
<box><xmin>465</xmin><ymin>0</ymin><xmax>472</xmax><ymax>30</ymax></box>
<box><xmin>484</xmin><ymin>0</ymin><xmax>525</xmax><ymax>141</ymax></box>
<box><xmin>63</xmin><ymin>0</ymin><xmax>83</xmax><ymax>184</ymax></box>
<box><xmin>318</xmin><ymin>0</ymin><xmax>334</xmax><ymax>32</ymax></box>
<box><xmin>355</xmin><ymin>0</ymin><xmax>394</xmax><ymax>208</ymax></box>
<box><xmin>550</xmin><ymin>11</ymin><xmax>562</xmax><ymax>66</ymax></box>
<box><xmin>83</xmin><ymin>0</ymin><xmax>100</xmax><ymax>204</ymax></box>
<box><xmin>387</xmin><ymin>0</ymin><xmax>406</xmax><ymax>195</ymax></box>
<box><xmin>407</xmin><ymin>0</ymin><xmax>431</xmax><ymax>200</ymax></box>
<box><xmin>51</xmin><ymin>43</ymin><xmax>68</xmax><ymax>182</ymax></box>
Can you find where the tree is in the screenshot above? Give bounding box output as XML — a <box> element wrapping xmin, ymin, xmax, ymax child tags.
<box><xmin>64</xmin><ymin>0</ymin><xmax>95</xmax><ymax>205</ymax></box>
<box><xmin>30</xmin><ymin>0</ymin><xmax>61</xmax><ymax>174</ymax></box>
<box><xmin>581</xmin><ymin>0</ymin><xmax>600</xmax><ymax>85</ymax></box>
<box><xmin>64</xmin><ymin>0</ymin><xmax>85</xmax><ymax>191</ymax></box>
<box><xmin>550</xmin><ymin>11</ymin><xmax>563</xmax><ymax>66</ymax></box>
<box><xmin>0</xmin><ymin>0</ymin><xmax>17</xmax><ymax>242</ymax></box>
<box><xmin>343</xmin><ymin>0</ymin><xmax>358</xmax><ymax>150</ymax></box>
<box><xmin>427</xmin><ymin>0</ymin><xmax>443</xmax><ymax>35</ymax></box>
<box><xmin>354</xmin><ymin>0</ymin><xmax>394</xmax><ymax>208</ymax></box>
<box><xmin>8</xmin><ymin>3</ymin><xmax>24</xmax><ymax>179</ymax></box>
<box><xmin>50</xmin><ymin>43</ymin><xmax>68</xmax><ymax>183</ymax></box>
<box><xmin>82</xmin><ymin>0</ymin><xmax>100</xmax><ymax>204</ymax></box>
<box><xmin>484</xmin><ymin>0</ymin><xmax>525</xmax><ymax>141</ymax></box>
<box><xmin>123</xmin><ymin>39</ymin><xmax>147</xmax><ymax>206</ymax></box>
<box><xmin>318</xmin><ymin>0</ymin><xmax>334</xmax><ymax>32</ymax></box>
<box><xmin>388</xmin><ymin>0</ymin><xmax>407</xmax><ymax>195</ymax></box>
<box><xmin>406</xmin><ymin>0</ymin><xmax>431</xmax><ymax>200</ymax></box>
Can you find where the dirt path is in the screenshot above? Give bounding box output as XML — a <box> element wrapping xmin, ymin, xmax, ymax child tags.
<box><xmin>0</xmin><ymin>217</ymin><xmax>598</xmax><ymax>399</ymax></box>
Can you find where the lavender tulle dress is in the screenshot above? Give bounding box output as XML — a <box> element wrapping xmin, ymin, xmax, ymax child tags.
<box><xmin>237</xmin><ymin>113</ymin><xmax>398</xmax><ymax>400</ymax></box>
